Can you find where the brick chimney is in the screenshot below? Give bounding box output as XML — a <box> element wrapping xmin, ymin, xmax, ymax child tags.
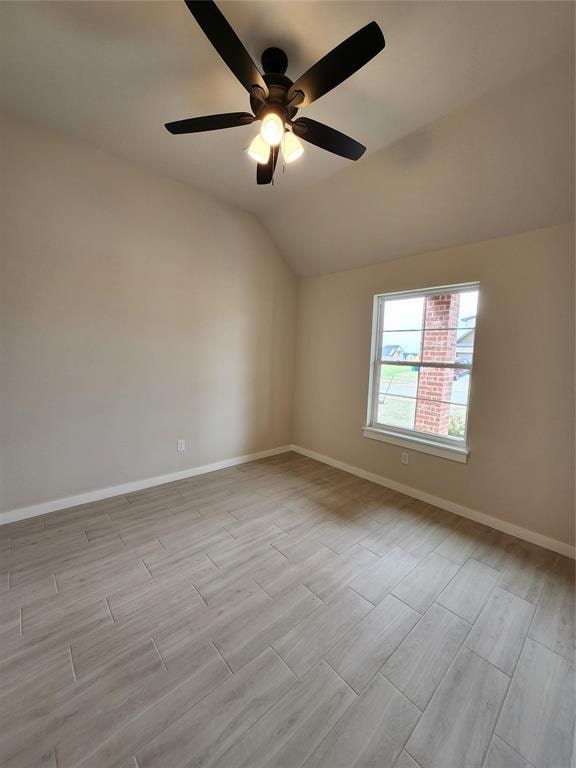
<box><xmin>415</xmin><ymin>294</ymin><xmax>460</xmax><ymax>435</ymax></box>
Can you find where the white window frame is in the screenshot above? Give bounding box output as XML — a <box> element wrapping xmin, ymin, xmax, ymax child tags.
<box><xmin>362</xmin><ymin>282</ymin><xmax>479</xmax><ymax>463</ymax></box>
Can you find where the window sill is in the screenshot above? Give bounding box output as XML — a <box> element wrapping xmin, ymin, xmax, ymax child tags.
<box><xmin>362</xmin><ymin>426</ymin><xmax>469</xmax><ymax>463</ymax></box>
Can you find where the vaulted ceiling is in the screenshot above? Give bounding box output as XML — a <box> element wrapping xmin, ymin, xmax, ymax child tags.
<box><xmin>1</xmin><ymin>1</ymin><xmax>574</xmax><ymax>274</ymax></box>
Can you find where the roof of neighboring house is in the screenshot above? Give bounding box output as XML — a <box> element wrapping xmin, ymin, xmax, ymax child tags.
<box><xmin>383</xmin><ymin>345</ymin><xmax>403</xmax><ymax>355</ymax></box>
<box><xmin>456</xmin><ymin>328</ymin><xmax>475</xmax><ymax>344</ymax></box>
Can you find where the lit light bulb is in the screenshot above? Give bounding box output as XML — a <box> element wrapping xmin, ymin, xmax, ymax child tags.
<box><xmin>282</xmin><ymin>132</ymin><xmax>304</xmax><ymax>163</ymax></box>
<box><xmin>247</xmin><ymin>134</ymin><xmax>271</xmax><ymax>164</ymax></box>
<box><xmin>260</xmin><ymin>112</ymin><xmax>285</xmax><ymax>146</ymax></box>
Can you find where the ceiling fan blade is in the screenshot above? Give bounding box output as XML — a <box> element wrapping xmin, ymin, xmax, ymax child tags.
<box><xmin>257</xmin><ymin>145</ymin><xmax>279</xmax><ymax>185</ymax></box>
<box><xmin>288</xmin><ymin>21</ymin><xmax>384</xmax><ymax>108</ymax></box>
<box><xmin>184</xmin><ymin>1</ymin><xmax>268</xmax><ymax>97</ymax></box>
<box><xmin>165</xmin><ymin>112</ymin><xmax>254</xmax><ymax>134</ymax></box>
<box><xmin>292</xmin><ymin>118</ymin><xmax>365</xmax><ymax>160</ymax></box>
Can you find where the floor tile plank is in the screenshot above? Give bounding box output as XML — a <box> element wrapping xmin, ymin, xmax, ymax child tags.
<box><xmin>406</xmin><ymin>647</ymin><xmax>509</xmax><ymax>768</ymax></box>
<box><xmin>348</xmin><ymin>547</ymin><xmax>421</xmax><ymax>605</ymax></box>
<box><xmin>433</xmin><ymin>519</ymin><xmax>487</xmax><ymax>565</ymax></box>
<box><xmin>211</xmin><ymin>660</ymin><xmax>356</xmax><ymax>768</ymax></box>
<box><xmin>529</xmin><ymin>556</ymin><xmax>575</xmax><ymax>661</ymax></box>
<box><xmin>325</xmin><ymin>594</ymin><xmax>420</xmax><ymax>693</ymax></box>
<box><xmin>483</xmin><ymin>736</ymin><xmax>534</xmax><ymax>768</ymax></box>
<box><xmin>254</xmin><ymin>545</ymin><xmax>336</xmax><ymax>598</ymax></box>
<box><xmin>303</xmin><ymin>546</ymin><xmax>380</xmax><ymax>602</ymax></box>
<box><xmin>392</xmin><ymin>553</ymin><xmax>460</xmax><ymax>614</ymax></box>
<box><xmin>72</xmin><ymin>646</ymin><xmax>231</xmax><ymax>768</ymax></box>
<box><xmin>393</xmin><ymin>752</ymin><xmax>421</xmax><ymax>768</ymax></box>
<box><xmin>437</xmin><ymin>559</ymin><xmax>500</xmax><ymax>623</ymax></box>
<box><xmin>214</xmin><ymin>584</ymin><xmax>322</xmax><ymax>672</ymax></box>
<box><xmin>498</xmin><ymin>544</ymin><xmax>557</xmax><ymax>604</ymax></box>
<box><xmin>381</xmin><ymin>603</ymin><xmax>470</xmax><ymax>709</ymax></box>
<box><xmin>273</xmin><ymin>587</ymin><xmax>373</xmax><ymax>678</ymax></box>
<box><xmin>465</xmin><ymin>587</ymin><xmax>535</xmax><ymax>675</ymax></box>
<box><xmin>360</xmin><ymin>513</ymin><xmax>426</xmax><ymax>557</ymax></box>
<box><xmin>473</xmin><ymin>530</ymin><xmax>521</xmax><ymax>571</ymax></box>
<box><xmin>136</xmin><ymin>648</ymin><xmax>296</xmax><ymax>768</ymax></box>
<box><xmin>303</xmin><ymin>673</ymin><xmax>420</xmax><ymax>768</ymax></box>
<box><xmin>496</xmin><ymin>639</ymin><xmax>575</xmax><ymax>768</ymax></box>
<box><xmin>396</xmin><ymin>507</ymin><xmax>454</xmax><ymax>559</ymax></box>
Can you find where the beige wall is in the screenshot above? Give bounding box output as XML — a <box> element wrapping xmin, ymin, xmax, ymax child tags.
<box><xmin>0</xmin><ymin>112</ymin><xmax>296</xmax><ymax>511</ymax></box>
<box><xmin>293</xmin><ymin>225</ymin><xmax>575</xmax><ymax>546</ymax></box>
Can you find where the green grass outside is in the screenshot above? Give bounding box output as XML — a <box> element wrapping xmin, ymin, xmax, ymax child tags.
<box><xmin>380</xmin><ymin>364</ymin><xmax>418</xmax><ymax>382</ymax></box>
<box><xmin>377</xmin><ymin>396</ymin><xmax>416</xmax><ymax>429</ymax></box>
<box><xmin>378</xmin><ymin>395</ymin><xmax>467</xmax><ymax>437</ymax></box>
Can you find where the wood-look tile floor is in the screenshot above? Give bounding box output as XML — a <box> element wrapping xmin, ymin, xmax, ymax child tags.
<box><xmin>1</xmin><ymin>452</ymin><xmax>574</xmax><ymax>768</ymax></box>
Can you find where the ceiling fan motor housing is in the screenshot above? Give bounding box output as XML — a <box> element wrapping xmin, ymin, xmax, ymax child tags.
<box><xmin>261</xmin><ymin>46</ymin><xmax>288</xmax><ymax>75</ymax></box>
<box><xmin>250</xmin><ymin>48</ymin><xmax>300</xmax><ymax>123</ymax></box>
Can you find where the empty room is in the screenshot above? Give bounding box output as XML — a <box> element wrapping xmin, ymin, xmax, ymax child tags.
<box><xmin>0</xmin><ymin>1</ymin><xmax>574</xmax><ymax>767</ymax></box>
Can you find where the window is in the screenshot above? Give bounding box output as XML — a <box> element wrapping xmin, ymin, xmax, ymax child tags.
<box><xmin>363</xmin><ymin>283</ymin><xmax>479</xmax><ymax>462</ymax></box>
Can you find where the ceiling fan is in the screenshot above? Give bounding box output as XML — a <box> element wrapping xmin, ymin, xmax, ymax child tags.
<box><xmin>165</xmin><ymin>0</ymin><xmax>385</xmax><ymax>185</ymax></box>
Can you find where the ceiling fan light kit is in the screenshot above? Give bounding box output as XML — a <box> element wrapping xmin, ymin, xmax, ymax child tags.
<box><xmin>165</xmin><ymin>0</ymin><xmax>385</xmax><ymax>185</ymax></box>
<box><xmin>282</xmin><ymin>132</ymin><xmax>304</xmax><ymax>164</ymax></box>
<box><xmin>260</xmin><ymin>111</ymin><xmax>285</xmax><ymax>146</ymax></box>
<box><xmin>248</xmin><ymin>134</ymin><xmax>270</xmax><ymax>164</ymax></box>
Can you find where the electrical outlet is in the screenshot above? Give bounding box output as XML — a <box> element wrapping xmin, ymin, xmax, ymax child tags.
<box><xmin>177</xmin><ymin>439</ymin><xmax>186</xmax><ymax>452</ymax></box>
<box><xmin>401</xmin><ymin>451</ymin><xmax>409</xmax><ymax>465</ymax></box>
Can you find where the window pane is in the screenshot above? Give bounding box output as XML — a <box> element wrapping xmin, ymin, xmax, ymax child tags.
<box><xmin>414</xmin><ymin>397</ymin><xmax>468</xmax><ymax>440</ymax></box>
<box><xmin>381</xmin><ymin>330</ymin><xmax>422</xmax><ymax>361</ymax></box>
<box><xmin>422</xmin><ymin>328</ymin><xmax>457</xmax><ymax>363</ymax></box>
<box><xmin>421</xmin><ymin>330</ymin><xmax>475</xmax><ymax>365</ymax></box>
<box><xmin>416</xmin><ymin>366</ymin><xmax>471</xmax><ymax>406</ymax></box>
<box><xmin>448</xmin><ymin>404</ymin><xmax>468</xmax><ymax>439</ymax></box>
<box><xmin>382</xmin><ymin>296</ymin><xmax>425</xmax><ymax>331</ymax></box>
<box><xmin>422</xmin><ymin>293</ymin><xmax>458</xmax><ymax>329</ymax></box>
<box><xmin>423</xmin><ymin>291</ymin><xmax>478</xmax><ymax>331</ymax></box>
<box><xmin>377</xmin><ymin>394</ymin><xmax>416</xmax><ymax>430</ymax></box>
<box><xmin>451</xmin><ymin>369</ymin><xmax>471</xmax><ymax>405</ymax></box>
<box><xmin>380</xmin><ymin>364</ymin><xmax>419</xmax><ymax>398</ymax></box>
<box><xmin>454</xmin><ymin>328</ymin><xmax>475</xmax><ymax>366</ymax></box>
<box><xmin>457</xmin><ymin>290</ymin><xmax>478</xmax><ymax>328</ymax></box>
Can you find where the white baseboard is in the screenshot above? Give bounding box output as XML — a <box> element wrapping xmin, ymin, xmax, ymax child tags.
<box><xmin>290</xmin><ymin>444</ymin><xmax>575</xmax><ymax>560</ymax></box>
<box><xmin>0</xmin><ymin>445</ymin><xmax>292</xmax><ymax>526</ymax></box>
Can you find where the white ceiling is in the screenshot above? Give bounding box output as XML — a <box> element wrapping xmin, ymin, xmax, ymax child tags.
<box><xmin>0</xmin><ymin>0</ymin><xmax>573</xmax><ymax>219</ymax></box>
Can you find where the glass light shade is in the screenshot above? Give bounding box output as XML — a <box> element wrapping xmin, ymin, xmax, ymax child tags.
<box><xmin>260</xmin><ymin>112</ymin><xmax>285</xmax><ymax>146</ymax></box>
<box><xmin>247</xmin><ymin>134</ymin><xmax>271</xmax><ymax>164</ymax></box>
<box><xmin>282</xmin><ymin>132</ymin><xmax>304</xmax><ymax>163</ymax></box>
